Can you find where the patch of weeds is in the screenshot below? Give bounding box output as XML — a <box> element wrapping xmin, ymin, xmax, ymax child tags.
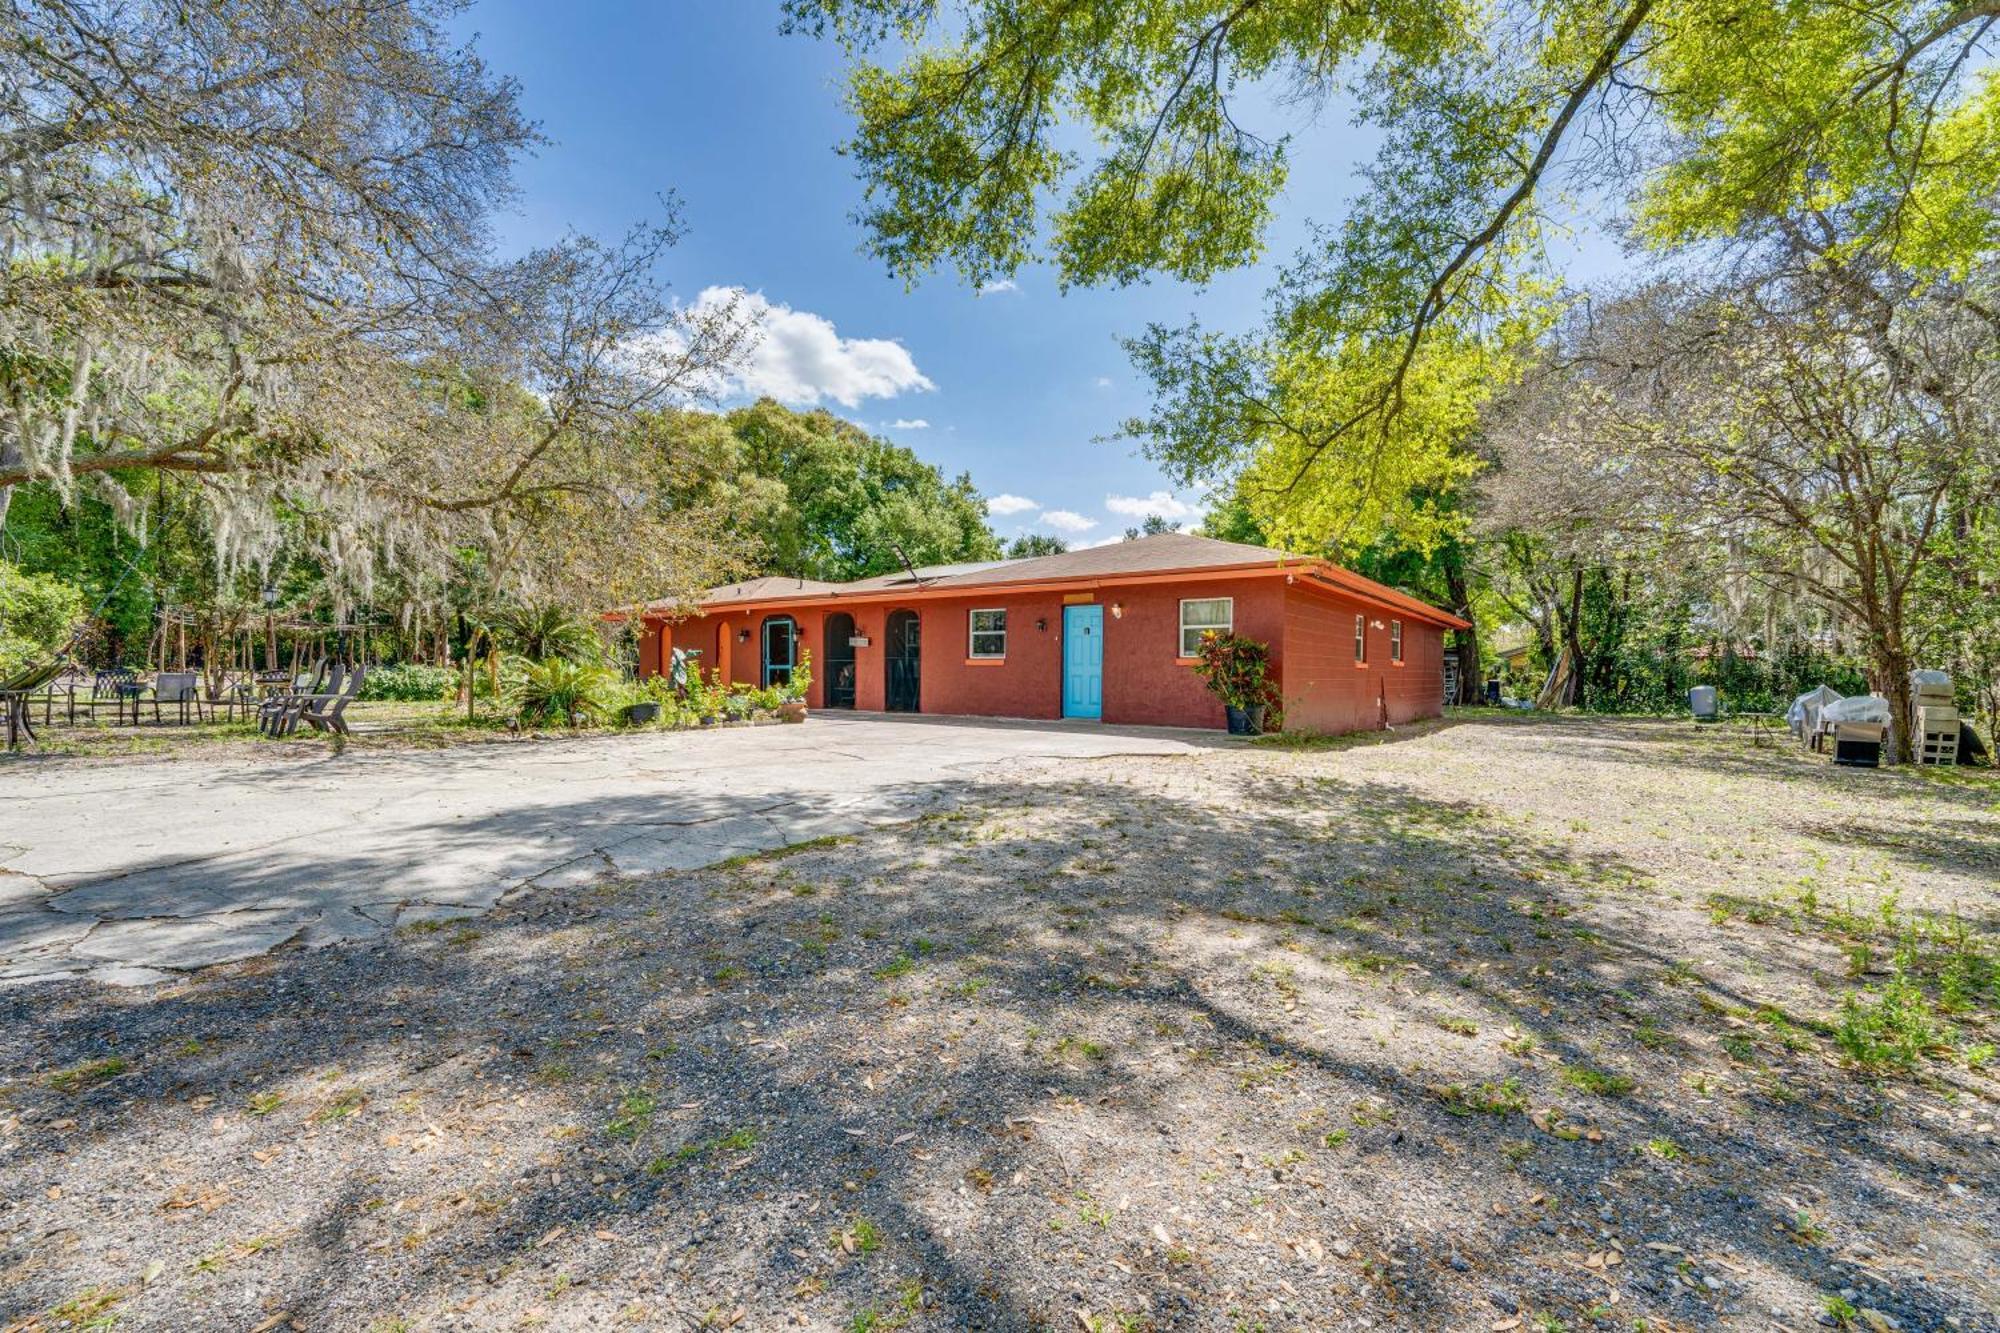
<box><xmin>1437</xmin><ymin>1077</ymin><xmax>1528</xmax><ymax>1117</ymax></box>
<box><xmin>1632</xmin><ymin>1018</ymin><xmax>1673</xmax><ymax>1051</ymax></box>
<box><xmin>313</xmin><ymin>1089</ymin><xmax>367</xmax><ymax>1123</ymax></box>
<box><xmin>1321</xmin><ymin>1128</ymin><xmax>1350</xmax><ymax>1148</ymax></box>
<box><xmin>831</xmin><ymin>1216</ymin><xmax>882</xmax><ymax>1257</ymax></box>
<box><xmin>1558</xmin><ymin>1064</ymin><xmax>1634</xmax><ymax>1097</ymax></box>
<box><xmin>1638</xmin><ymin>1137</ymin><xmax>1684</xmax><ymax>1162</ymax></box>
<box><xmin>1501</xmin><ymin>1031</ymin><xmax>1538</xmax><ymax>1058</ymax></box>
<box><xmin>1835</xmin><ymin>975</ymin><xmax>1949</xmax><ymax>1071</ymax></box>
<box><xmin>1051</xmin><ymin>1034</ymin><xmax>1111</xmax><ymax>1063</ymax></box>
<box><xmin>246</xmin><ymin>1091</ymin><xmax>286</xmax><ymax>1117</ymax></box>
<box><xmin>46</xmin><ymin>1286</ymin><xmax>127</xmax><ymax>1328</ymax></box>
<box><xmin>1436</xmin><ymin>1016</ymin><xmax>1479</xmax><ymax>1037</ymax></box>
<box><xmin>712</xmin><ymin>964</ymin><xmax>746</xmax><ymax>984</ymax></box>
<box><xmin>46</xmin><ymin>1056</ymin><xmax>127</xmax><ymax>1094</ymax></box>
<box><xmin>1500</xmin><ymin>1139</ymin><xmax>1536</xmax><ymax>1168</ymax></box>
<box><xmin>872</xmin><ymin>954</ymin><xmax>917</xmax><ymax>980</ymax></box>
<box><xmin>1787</xmin><ymin>1210</ymin><xmax>1830</xmax><ymax>1245</ymax></box>
<box><xmin>606</xmin><ymin>1089</ymin><xmax>657</xmax><ymax>1140</ymax></box>
<box><xmin>1821</xmin><ymin>1293</ymin><xmax>1860</xmax><ymax>1328</ymax></box>
<box><xmin>534</xmin><ymin>1061</ymin><xmax>575</xmax><ymax>1086</ymax></box>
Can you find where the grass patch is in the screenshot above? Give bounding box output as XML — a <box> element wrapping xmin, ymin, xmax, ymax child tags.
<box><xmin>1558</xmin><ymin>1065</ymin><xmax>1634</xmax><ymax>1097</ymax></box>
<box><xmin>46</xmin><ymin>1056</ymin><xmax>127</xmax><ymax>1094</ymax></box>
<box><xmin>1436</xmin><ymin>1077</ymin><xmax>1528</xmax><ymax>1117</ymax></box>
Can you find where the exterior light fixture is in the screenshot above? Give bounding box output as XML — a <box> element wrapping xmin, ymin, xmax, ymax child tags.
<box><xmin>1035</xmin><ymin>617</ymin><xmax>1048</xmax><ymax>632</ymax></box>
<box><xmin>1371</xmin><ymin>618</ymin><xmax>1387</xmax><ymax>630</ymax></box>
<box><xmin>737</xmin><ymin>628</ymin><xmax>751</xmax><ymax>642</ymax></box>
<box><xmin>1111</xmin><ymin>603</ymin><xmax>1124</xmax><ymax>619</ymax></box>
<box><xmin>260</xmin><ymin>581</ymin><xmax>279</xmax><ymax>608</ymax></box>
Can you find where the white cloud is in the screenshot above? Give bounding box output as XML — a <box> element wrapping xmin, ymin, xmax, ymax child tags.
<box><xmin>1094</xmin><ymin>376</ymin><xmax>1114</xmax><ymax>388</ymax></box>
<box><xmin>976</xmin><ymin>278</ymin><xmax>1020</xmax><ymax>296</ymax></box>
<box><xmin>888</xmin><ymin>418</ymin><xmax>930</xmax><ymax>430</ymax></box>
<box><xmin>689</xmin><ymin>285</ymin><xmax>933</xmax><ymax>408</ymax></box>
<box><xmin>1039</xmin><ymin>509</ymin><xmax>1097</xmax><ymax>534</ymax></box>
<box><xmin>987</xmin><ymin>493</ymin><xmax>1039</xmax><ymax>516</ymax></box>
<box><xmin>1105</xmin><ymin>490</ymin><xmax>1199</xmax><ymax>521</ymax></box>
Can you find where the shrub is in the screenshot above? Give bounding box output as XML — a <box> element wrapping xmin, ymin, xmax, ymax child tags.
<box><xmin>357</xmin><ymin>663</ymin><xmax>457</xmax><ymax>702</ymax></box>
<box><xmin>506</xmin><ymin>656</ymin><xmax>615</xmax><ymax>727</ymax></box>
<box><xmin>0</xmin><ymin>562</ymin><xmax>87</xmax><ymax>677</ymax></box>
<box><xmin>1190</xmin><ymin>631</ymin><xmax>1279</xmax><ymax>711</ymax></box>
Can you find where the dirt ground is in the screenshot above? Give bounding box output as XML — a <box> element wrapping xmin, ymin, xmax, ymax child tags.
<box><xmin>2</xmin><ymin>715</ymin><xmax>1995</xmax><ymax>1332</ymax></box>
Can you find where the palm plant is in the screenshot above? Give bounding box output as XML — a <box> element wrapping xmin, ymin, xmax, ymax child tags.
<box><xmin>506</xmin><ymin>656</ymin><xmax>614</xmax><ymax>727</ymax></box>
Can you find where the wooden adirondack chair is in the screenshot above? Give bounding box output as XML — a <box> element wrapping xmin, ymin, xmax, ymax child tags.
<box><xmin>260</xmin><ymin>658</ymin><xmax>333</xmax><ymax>737</ymax></box>
<box><xmin>299</xmin><ymin>664</ymin><xmax>368</xmax><ymax>735</ymax></box>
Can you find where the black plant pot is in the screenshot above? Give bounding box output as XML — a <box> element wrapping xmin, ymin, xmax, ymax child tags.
<box><xmin>624</xmin><ymin>702</ymin><xmax>661</xmax><ymax>724</ymax></box>
<box><xmin>1245</xmin><ymin>705</ymin><xmax>1267</xmax><ymax>735</ymax></box>
<box><xmin>1225</xmin><ymin>706</ymin><xmax>1252</xmax><ymax>735</ymax></box>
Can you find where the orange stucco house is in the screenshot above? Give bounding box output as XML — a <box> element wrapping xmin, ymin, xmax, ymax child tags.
<box><xmin>634</xmin><ymin>533</ymin><xmax>1469</xmax><ymax>733</ymax></box>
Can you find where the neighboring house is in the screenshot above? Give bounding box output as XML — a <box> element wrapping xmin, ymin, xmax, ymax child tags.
<box><xmin>635</xmin><ymin>533</ymin><xmax>1469</xmax><ymax>732</ymax></box>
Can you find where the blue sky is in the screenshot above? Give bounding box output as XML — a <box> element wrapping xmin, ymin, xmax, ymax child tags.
<box><xmin>455</xmin><ymin>2</ymin><xmax>1621</xmax><ymax>545</ymax></box>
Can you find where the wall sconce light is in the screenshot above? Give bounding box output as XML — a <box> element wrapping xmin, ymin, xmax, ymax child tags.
<box><xmin>1111</xmin><ymin>602</ymin><xmax>1124</xmax><ymax>620</ymax></box>
<box><xmin>1370</xmin><ymin>619</ymin><xmax>1387</xmax><ymax>630</ymax></box>
<box><xmin>737</xmin><ymin>628</ymin><xmax>751</xmax><ymax>642</ymax></box>
<box><xmin>1035</xmin><ymin>617</ymin><xmax>1048</xmax><ymax>632</ymax></box>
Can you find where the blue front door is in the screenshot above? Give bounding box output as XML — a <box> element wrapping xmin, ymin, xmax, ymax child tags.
<box><xmin>1062</xmin><ymin>604</ymin><xmax>1103</xmax><ymax>719</ymax></box>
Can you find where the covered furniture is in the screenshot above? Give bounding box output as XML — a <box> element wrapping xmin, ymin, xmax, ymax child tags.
<box><xmin>1786</xmin><ymin>685</ymin><xmax>1843</xmax><ymax>742</ymax></box>
<box><xmin>1688</xmin><ymin>685</ymin><xmax>1720</xmax><ymax>722</ymax></box>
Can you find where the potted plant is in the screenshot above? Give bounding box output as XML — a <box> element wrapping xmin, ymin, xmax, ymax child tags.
<box><xmin>778</xmin><ymin>649</ymin><xmax>813</xmax><ymax>722</ymax></box>
<box><xmin>1190</xmin><ymin>631</ymin><xmax>1279</xmax><ymax>735</ymax></box>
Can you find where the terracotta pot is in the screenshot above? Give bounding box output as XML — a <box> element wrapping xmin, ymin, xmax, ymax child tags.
<box><xmin>778</xmin><ymin>700</ymin><xmax>808</xmax><ymax>724</ymax></box>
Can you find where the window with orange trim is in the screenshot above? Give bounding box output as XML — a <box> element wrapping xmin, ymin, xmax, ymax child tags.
<box><xmin>1391</xmin><ymin>619</ymin><xmax>1403</xmax><ymax>663</ymax></box>
<box><xmin>1354</xmin><ymin>614</ymin><xmax>1367</xmax><ymax>664</ymax></box>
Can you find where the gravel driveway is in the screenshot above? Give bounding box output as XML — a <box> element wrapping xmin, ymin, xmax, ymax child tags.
<box><xmin>0</xmin><ymin>715</ymin><xmax>1216</xmax><ymax>986</ymax></box>
<box><xmin>1</xmin><ymin>715</ymin><xmax>1994</xmax><ymax>1331</ymax></box>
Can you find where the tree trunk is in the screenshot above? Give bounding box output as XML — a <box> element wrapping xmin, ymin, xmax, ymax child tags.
<box><xmin>0</xmin><ymin>439</ymin><xmax>19</xmax><ymax>532</ymax></box>
<box><xmin>1444</xmin><ymin>556</ymin><xmax>1483</xmax><ymax>705</ymax></box>
<box><xmin>1560</xmin><ymin>569</ymin><xmax>1585</xmax><ymax>708</ymax></box>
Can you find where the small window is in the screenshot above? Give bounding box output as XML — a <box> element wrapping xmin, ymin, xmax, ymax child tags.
<box><xmin>1354</xmin><ymin>614</ymin><xmax>1367</xmax><ymax>664</ymax></box>
<box><xmin>969</xmin><ymin>608</ymin><xmax>1007</xmax><ymax>658</ymax></box>
<box><xmin>1391</xmin><ymin>620</ymin><xmax>1404</xmax><ymax>663</ymax></box>
<box><xmin>1180</xmin><ymin>597</ymin><xmax>1233</xmax><ymax>657</ymax></box>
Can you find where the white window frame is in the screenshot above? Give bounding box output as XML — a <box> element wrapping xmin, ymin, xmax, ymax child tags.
<box><xmin>968</xmin><ymin>607</ymin><xmax>1008</xmax><ymax>659</ymax></box>
<box><xmin>1354</xmin><ymin>614</ymin><xmax>1367</xmax><ymax>664</ymax></box>
<box><xmin>1391</xmin><ymin>619</ymin><xmax>1404</xmax><ymax>663</ymax></box>
<box><xmin>1179</xmin><ymin>596</ymin><xmax>1234</xmax><ymax>657</ymax></box>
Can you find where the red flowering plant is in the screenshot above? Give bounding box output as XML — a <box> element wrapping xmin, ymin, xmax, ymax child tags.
<box><xmin>1190</xmin><ymin>631</ymin><xmax>1279</xmax><ymax>713</ymax></box>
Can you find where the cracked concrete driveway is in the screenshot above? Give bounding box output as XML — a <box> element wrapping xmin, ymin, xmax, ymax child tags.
<box><xmin>0</xmin><ymin>714</ymin><xmax>1217</xmax><ymax>987</ymax></box>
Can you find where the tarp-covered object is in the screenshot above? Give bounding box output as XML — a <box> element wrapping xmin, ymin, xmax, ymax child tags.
<box><xmin>1823</xmin><ymin>694</ymin><xmax>1892</xmax><ymax>726</ymax></box>
<box><xmin>1787</xmin><ymin>685</ymin><xmax>1843</xmax><ymax>740</ymax></box>
<box><xmin>1689</xmin><ymin>685</ymin><xmax>1719</xmax><ymax>720</ymax></box>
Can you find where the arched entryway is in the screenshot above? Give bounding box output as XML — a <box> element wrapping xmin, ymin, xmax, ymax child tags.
<box><xmin>885</xmin><ymin>609</ymin><xmax>921</xmax><ymax>712</ymax></box>
<box><xmin>760</xmin><ymin>615</ymin><xmax>798</xmax><ymax>688</ymax></box>
<box><xmin>823</xmin><ymin>612</ymin><xmax>857</xmax><ymax>708</ymax></box>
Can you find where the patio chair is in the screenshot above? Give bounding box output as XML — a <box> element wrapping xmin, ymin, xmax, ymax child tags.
<box><xmin>151</xmin><ymin>670</ymin><xmax>204</xmax><ymax>725</ymax></box>
<box><xmin>1</xmin><ymin>660</ymin><xmax>70</xmax><ymax>750</ymax></box>
<box><xmin>75</xmin><ymin>666</ymin><xmax>146</xmax><ymax>725</ymax></box>
<box><xmin>259</xmin><ymin>659</ymin><xmax>335</xmax><ymax>737</ymax></box>
<box><xmin>298</xmin><ymin>664</ymin><xmax>368</xmax><ymax>736</ymax></box>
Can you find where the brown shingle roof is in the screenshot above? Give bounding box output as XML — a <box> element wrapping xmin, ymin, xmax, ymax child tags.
<box><xmin>661</xmin><ymin>533</ymin><xmax>1467</xmax><ymax>628</ymax></box>
<box><xmin>942</xmin><ymin>532</ymin><xmax>1295</xmax><ymax>585</ymax></box>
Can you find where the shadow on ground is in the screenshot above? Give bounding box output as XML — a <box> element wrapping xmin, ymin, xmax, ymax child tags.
<box><xmin>1</xmin><ymin>724</ymin><xmax>1994</xmax><ymax>1331</ymax></box>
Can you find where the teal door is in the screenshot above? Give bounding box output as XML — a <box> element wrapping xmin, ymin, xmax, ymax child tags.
<box><xmin>1062</xmin><ymin>604</ymin><xmax>1103</xmax><ymax>719</ymax></box>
